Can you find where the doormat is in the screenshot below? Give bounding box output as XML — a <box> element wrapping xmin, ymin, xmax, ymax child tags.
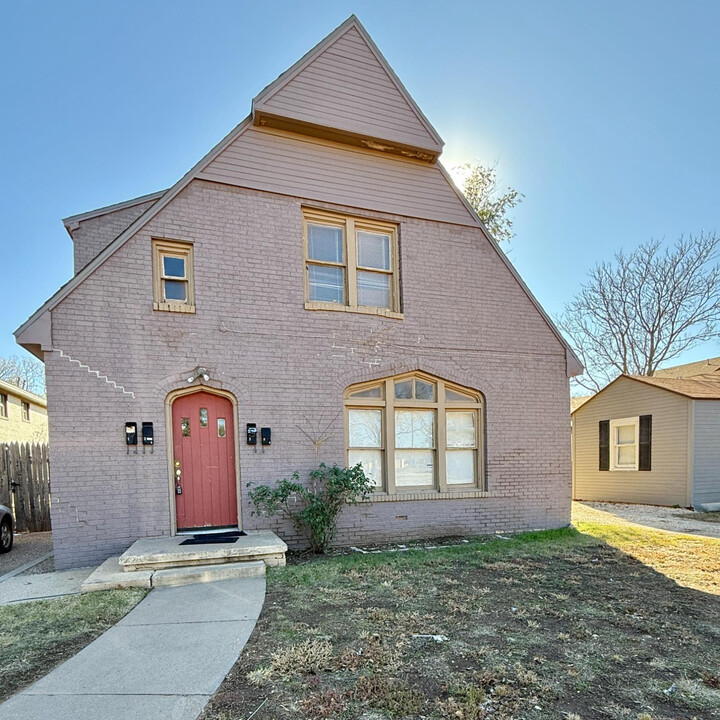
<box><xmin>179</xmin><ymin>530</ymin><xmax>247</xmax><ymax>545</ymax></box>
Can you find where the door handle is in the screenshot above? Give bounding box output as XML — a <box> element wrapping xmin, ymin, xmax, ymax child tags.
<box><xmin>174</xmin><ymin>460</ymin><xmax>182</xmax><ymax>494</ymax></box>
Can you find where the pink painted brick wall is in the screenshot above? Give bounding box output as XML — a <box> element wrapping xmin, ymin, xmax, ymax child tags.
<box><xmin>46</xmin><ymin>180</ymin><xmax>571</xmax><ymax>569</ymax></box>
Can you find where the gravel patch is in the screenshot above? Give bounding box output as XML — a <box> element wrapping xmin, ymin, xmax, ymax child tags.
<box><xmin>0</xmin><ymin>531</ymin><xmax>53</xmax><ymax>579</ymax></box>
<box><xmin>576</xmin><ymin>501</ymin><xmax>720</xmax><ymax>539</ymax></box>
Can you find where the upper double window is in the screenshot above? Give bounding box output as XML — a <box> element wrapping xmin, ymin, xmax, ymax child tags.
<box><xmin>303</xmin><ymin>209</ymin><xmax>401</xmax><ymax>317</ymax></box>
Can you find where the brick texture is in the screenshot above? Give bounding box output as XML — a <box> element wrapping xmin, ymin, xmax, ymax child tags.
<box><xmin>46</xmin><ymin>180</ymin><xmax>571</xmax><ymax>569</ymax></box>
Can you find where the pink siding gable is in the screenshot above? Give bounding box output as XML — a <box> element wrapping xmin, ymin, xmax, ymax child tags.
<box><xmin>197</xmin><ymin>127</ymin><xmax>477</xmax><ymax>226</ymax></box>
<box><xmin>254</xmin><ymin>25</ymin><xmax>443</xmax><ymax>155</ymax></box>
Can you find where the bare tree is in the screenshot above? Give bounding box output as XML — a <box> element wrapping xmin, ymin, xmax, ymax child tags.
<box><xmin>456</xmin><ymin>162</ymin><xmax>523</xmax><ymax>245</ymax></box>
<box><xmin>558</xmin><ymin>233</ymin><xmax>720</xmax><ymax>393</ymax></box>
<box><xmin>0</xmin><ymin>354</ymin><xmax>46</xmax><ymax>396</ymax></box>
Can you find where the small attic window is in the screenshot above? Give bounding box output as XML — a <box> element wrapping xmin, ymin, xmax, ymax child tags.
<box><xmin>152</xmin><ymin>239</ymin><xmax>195</xmax><ymax>313</ymax></box>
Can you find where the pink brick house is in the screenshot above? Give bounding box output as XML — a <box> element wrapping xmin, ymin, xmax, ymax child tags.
<box><xmin>16</xmin><ymin>16</ymin><xmax>581</xmax><ymax>570</ymax></box>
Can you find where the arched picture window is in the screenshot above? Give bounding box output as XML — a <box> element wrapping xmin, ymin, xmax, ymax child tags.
<box><xmin>345</xmin><ymin>373</ymin><xmax>484</xmax><ymax>494</ymax></box>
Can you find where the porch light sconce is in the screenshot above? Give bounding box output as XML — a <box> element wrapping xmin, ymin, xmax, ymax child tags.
<box><xmin>187</xmin><ymin>367</ymin><xmax>210</xmax><ymax>384</ymax></box>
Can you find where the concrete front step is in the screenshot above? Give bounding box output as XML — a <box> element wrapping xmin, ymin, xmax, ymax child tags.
<box><xmin>119</xmin><ymin>530</ymin><xmax>287</xmax><ymax>572</ymax></box>
<box><xmin>81</xmin><ymin>557</ymin><xmax>265</xmax><ymax>593</ymax></box>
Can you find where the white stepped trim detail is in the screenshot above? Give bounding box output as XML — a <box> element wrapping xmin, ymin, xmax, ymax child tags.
<box><xmin>53</xmin><ymin>349</ymin><xmax>135</xmax><ymax>398</ymax></box>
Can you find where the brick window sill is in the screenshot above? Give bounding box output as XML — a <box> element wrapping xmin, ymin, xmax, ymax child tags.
<box><xmin>304</xmin><ymin>301</ymin><xmax>403</xmax><ymax>320</ymax></box>
<box><xmin>359</xmin><ymin>489</ymin><xmax>492</xmax><ymax>503</ymax></box>
<box><xmin>153</xmin><ymin>302</ymin><xmax>196</xmax><ymax>314</ymax></box>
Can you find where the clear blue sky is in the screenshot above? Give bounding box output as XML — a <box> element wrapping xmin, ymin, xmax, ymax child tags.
<box><xmin>2</xmin><ymin>0</ymin><xmax>719</xmax><ymax>364</ymax></box>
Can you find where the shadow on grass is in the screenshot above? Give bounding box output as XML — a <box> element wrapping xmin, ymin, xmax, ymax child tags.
<box><xmin>204</xmin><ymin>525</ymin><xmax>720</xmax><ymax>720</ymax></box>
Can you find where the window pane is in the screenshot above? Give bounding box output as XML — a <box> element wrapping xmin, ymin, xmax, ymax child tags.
<box><xmin>181</xmin><ymin>418</ymin><xmax>190</xmax><ymax>437</ymax></box>
<box><xmin>415</xmin><ymin>379</ymin><xmax>436</xmax><ymax>400</ymax></box>
<box><xmin>164</xmin><ymin>279</ymin><xmax>187</xmax><ymax>301</ymax></box>
<box><xmin>395</xmin><ymin>449</ymin><xmax>434</xmax><ymax>486</ymax></box>
<box><xmin>447</xmin><ymin>450</ymin><xmax>475</xmax><ymax>484</ymax></box>
<box><xmin>617</xmin><ymin>445</ymin><xmax>635</xmax><ymax>466</ymax></box>
<box><xmin>308</xmin><ymin>265</ymin><xmax>344</xmax><ymax>303</ymax></box>
<box><xmin>200</xmin><ymin>408</ymin><xmax>208</xmax><ymax>428</ymax></box>
<box><xmin>163</xmin><ymin>255</ymin><xmax>185</xmax><ymax>278</ymax></box>
<box><xmin>217</xmin><ymin>418</ymin><xmax>226</xmax><ymax>437</ymax></box>
<box><xmin>308</xmin><ymin>223</ymin><xmax>343</xmax><ymax>263</ymax></box>
<box><xmin>349</xmin><ymin>449</ymin><xmax>383</xmax><ymax>488</ymax></box>
<box><xmin>446</xmin><ymin>387</ymin><xmax>476</xmax><ymax>402</ymax></box>
<box><xmin>447</xmin><ymin>411</ymin><xmax>476</xmax><ymax>448</ymax></box>
<box><xmin>357</xmin><ymin>231</ymin><xmax>390</xmax><ymax>270</ymax></box>
<box><xmin>395</xmin><ymin>410</ymin><xmax>434</xmax><ymax>448</ymax></box>
<box><xmin>357</xmin><ymin>271</ymin><xmax>390</xmax><ymax>309</ymax></box>
<box><xmin>394</xmin><ymin>379</ymin><xmax>413</xmax><ymax>399</ymax></box>
<box><xmin>349</xmin><ymin>385</ymin><xmax>383</xmax><ymax>399</ymax></box>
<box><xmin>349</xmin><ymin>409</ymin><xmax>382</xmax><ymax>448</ymax></box>
<box><xmin>617</xmin><ymin>425</ymin><xmax>635</xmax><ymax>444</ymax></box>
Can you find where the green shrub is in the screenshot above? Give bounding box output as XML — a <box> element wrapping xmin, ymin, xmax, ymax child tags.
<box><xmin>248</xmin><ymin>463</ymin><xmax>374</xmax><ymax>553</ymax></box>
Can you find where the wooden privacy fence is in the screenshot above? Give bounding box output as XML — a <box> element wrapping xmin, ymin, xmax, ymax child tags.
<box><xmin>0</xmin><ymin>443</ymin><xmax>51</xmax><ymax>532</ymax></box>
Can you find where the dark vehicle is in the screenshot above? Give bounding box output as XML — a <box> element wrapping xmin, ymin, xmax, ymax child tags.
<box><xmin>0</xmin><ymin>505</ymin><xmax>13</xmax><ymax>553</ymax></box>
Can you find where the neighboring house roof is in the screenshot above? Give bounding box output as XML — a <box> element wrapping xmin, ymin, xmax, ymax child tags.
<box><xmin>0</xmin><ymin>379</ymin><xmax>47</xmax><ymax>407</ymax></box>
<box><xmin>572</xmin><ymin>372</ymin><xmax>720</xmax><ymax>414</ymax></box>
<box><xmin>627</xmin><ymin>373</ymin><xmax>720</xmax><ymax>400</ymax></box>
<box><xmin>570</xmin><ymin>395</ymin><xmax>593</xmax><ymax>412</ymax></box>
<box><xmin>14</xmin><ymin>15</ymin><xmax>583</xmax><ymax>378</ymax></box>
<box><xmin>654</xmin><ymin>356</ymin><xmax>720</xmax><ymax>378</ymax></box>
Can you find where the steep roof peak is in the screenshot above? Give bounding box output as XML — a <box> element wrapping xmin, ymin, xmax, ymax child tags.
<box><xmin>252</xmin><ymin>15</ymin><xmax>444</xmax><ymax>161</ymax></box>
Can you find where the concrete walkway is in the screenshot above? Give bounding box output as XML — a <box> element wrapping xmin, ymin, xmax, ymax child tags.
<box><xmin>0</xmin><ymin>568</ymin><xmax>92</xmax><ymax>605</ymax></box>
<box><xmin>0</xmin><ymin>576</ymin><xmax>266</xmax><ymax>720</ymax></box>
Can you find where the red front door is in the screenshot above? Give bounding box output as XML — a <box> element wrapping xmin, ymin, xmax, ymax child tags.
<box><xmin>172</xmin><ymin>391</ymin><xmax>238</xmax><ymax>531</ymax></box>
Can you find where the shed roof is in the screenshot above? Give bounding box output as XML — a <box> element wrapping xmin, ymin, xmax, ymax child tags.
<box><xmin>627</xmin><ymin>373</ymin><xmax>720</xmax><ymax>399</ymax></box>
<box><xmin>654</xmin><ymin>356</ymin><xmax>720</xmax><ymax>378</ymax></box>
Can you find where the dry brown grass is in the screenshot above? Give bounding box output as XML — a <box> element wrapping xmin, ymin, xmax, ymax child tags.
<box><xmin>202</xmin><ymin>523</ymin><xmax>720</xmax><ymax>720</ymax></box>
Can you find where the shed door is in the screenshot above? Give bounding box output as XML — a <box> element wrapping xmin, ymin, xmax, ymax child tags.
<box><xmin>172</xmin><ymin>391</ymin><xmax>238</xmax><ymax>531</ymax></box>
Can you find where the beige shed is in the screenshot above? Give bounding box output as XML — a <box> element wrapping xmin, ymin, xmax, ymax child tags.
<box><xmin>572</xmin><ymin>373</ymin><xmax>720</xmax><ymax>510</ymax></box>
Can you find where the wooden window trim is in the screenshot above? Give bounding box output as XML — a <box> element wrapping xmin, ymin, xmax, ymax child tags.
<box><xmin>344</xmin><ymin>372</ymin><xmax>484</xmax><ymax>497</ymax></box>
<box><xmin>0</xmin><ymin>394</ymin><xmax>7</xmax><ymax>420</ymax></box>
<box><xmin>609</xmin><ymin>416</ymin><xmax>639</xmax><ymax>471</ymax></box>
<box><xmin>152</xmin><ymin>238</ymin><xmax>196</xmax><ymax>313</ymax></box>
<box><xmin>303</xmin><ymin>208</ymin><xmax>402</xmax><ymax>317</ymax></box>
<box><xmin>21</xmin><ymin>401</ymin><xmax>30</xmax><ymax>423</ymax></box>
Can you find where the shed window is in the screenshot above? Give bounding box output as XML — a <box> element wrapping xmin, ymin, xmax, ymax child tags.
<box><xmin>609</xmin><ymin>417</ymin><xmax>639</xmax><ymax>471</ymax></box>
<box><xmin>0</xmin><ymin>394</ymin><xmax>6</xmax><ymax>419</ymax></box>
<box><xmin>303</xmin><ymin>209</ymin><xmax>400</xmax><ymax>317</ymax></box>
<box><xmin>152</xmin><ymin>239</ymin><xmax>195</xmax><ymax>313</ymax></box>
<box><xmin>21</xmin><ymin>402</ymin><xmax>30</xmax><ymax>422</ymax></box>
<box><xmin>345</xmin><ymin>373</ymin><xmax>484</xmax><ymax>494</ymax></box>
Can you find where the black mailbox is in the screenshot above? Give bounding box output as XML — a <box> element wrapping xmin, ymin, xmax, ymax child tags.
<box><xmin>142</xmin><ymin>422</ymin><xmax>154</xmax><ymax>446</ymax></box>
<box><xmin>125</xmin><ymin>422</ymin><xmax>137</xmax><ymax>445</ymax></box>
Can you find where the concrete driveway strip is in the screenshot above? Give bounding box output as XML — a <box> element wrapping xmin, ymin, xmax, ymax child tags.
<box><xmin>0</xmin><ymin>575</ymin><xmax>266</xmax><ymax>720</ymax></box>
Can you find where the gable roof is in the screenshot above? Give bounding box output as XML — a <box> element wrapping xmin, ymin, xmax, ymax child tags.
<box><xmin>14</xmin><ymin>15</ymin><xmax>583</xmax><ymax>377</ymax></box>
<box><xmin>572</xmin><ymin>373</ymin><xmax>720</xmax><ymax>414</ymax></box>
<box><xmin>252</xmin><ymin>16</ymin><xmax>443</xmax><ymax>158</ymax></box>
<box><xmin>62</xmin><ymin>189</ymin><xmax>166</xmax><ymax>234</ymax></box>
<box><xmin>654</xmin><ymin>356</ymin><xmax>720</xmax><ymax>378</ymax></box>
<box><xmin>628</xmin><ymin>373</ymin><xmax>720</xmax><ymax>399</ymax></box>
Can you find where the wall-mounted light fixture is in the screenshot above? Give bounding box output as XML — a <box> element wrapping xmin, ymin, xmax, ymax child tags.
<box><xmin>187</xmin><ymin>367</ymin><xmax>210</xmax><ymax>383</ymax></box>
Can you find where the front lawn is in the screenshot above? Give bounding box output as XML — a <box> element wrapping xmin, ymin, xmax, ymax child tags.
<box><xmin>203</xmin><ymin>520</ymin><xmax>720</xmax><ymax>720</ymax></box>
<box><xmin>0</xmin><ymin>589</ymin><xmax>146</xmax><ymax>700</ymax></box>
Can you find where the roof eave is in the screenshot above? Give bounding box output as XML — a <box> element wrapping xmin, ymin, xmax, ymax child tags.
<box><xmin>14</xmin><ymin>116</ymin><xmax>254</xmax><ymax>345</ymax></box>
<box><xmin>436</xmin><ymin>161</ymin><xmax>583</xmax><ymax>379</ymax></box>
